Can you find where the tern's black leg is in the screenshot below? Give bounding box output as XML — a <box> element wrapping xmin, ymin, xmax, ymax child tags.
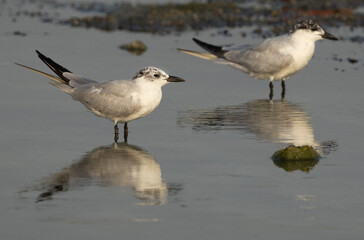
<box><xmin>114</xmin><ymin>124</ymin><xmax>119</xmax><ymax>134</ymax></box>
<box><xmin>281</xmin><ymin>80</ymin><xmax>286</xmax><ymax>100</ymax></box>
<box><xmin>269</xmin><ymin>82</ymin><xmax>274</xmax><ymax>100</ymax></box>
<box><xmin>123</xmin><ymin>122</ymin><xmax>128</xmax><ymax>143</ymax></box>
<box><xmin>114</xmin><ymin>123</ymin><xmax>119</xmax><ymax>142</ymax></box>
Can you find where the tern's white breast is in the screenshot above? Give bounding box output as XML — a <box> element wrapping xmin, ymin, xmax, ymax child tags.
<box><xmin>117</xmin><ymin>81</ymin><xmax>163</xmax><ymax>122</ymax></box>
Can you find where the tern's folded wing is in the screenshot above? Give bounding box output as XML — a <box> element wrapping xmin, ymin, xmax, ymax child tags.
<box><xmin>223</xmin><ymin>40</ymin><xmax>293</xmax><ymax>75</ymax></box>
<box><xmin>63</xmin><ymin>72</ymin><xmax>99</xmax><ymax>87</ymax></box>
<box><xmin>71</xmin><ymin>80</ymin><xmax>141</xmax><ymax>118</ymax></box>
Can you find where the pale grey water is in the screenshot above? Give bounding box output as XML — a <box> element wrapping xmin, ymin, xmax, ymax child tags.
<box><xmin>1</xmin><ymin>1</ymin><xmax>364</xmax><ymax>239</ymax></box>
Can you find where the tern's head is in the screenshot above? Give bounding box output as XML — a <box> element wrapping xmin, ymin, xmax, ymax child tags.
<box><xmin>133</xmin><ymin>66</ymin><xmax>185</xmax><ymax>87</ymax></box>
<box><xmin>290</xmin><ymin>19</ymin><xmax>338</xmax><ymax>42</ymax></box>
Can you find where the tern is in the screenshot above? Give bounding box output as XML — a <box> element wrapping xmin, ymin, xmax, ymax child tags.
<box><xmin>16</xmin><ymin>51</ymin><xmax>185</xmax><ymax>142</ymax></box>
<box><xmin>178</xmin><ymin>19</ymin><xmax>338</xmax><ymax>99</ymax></box>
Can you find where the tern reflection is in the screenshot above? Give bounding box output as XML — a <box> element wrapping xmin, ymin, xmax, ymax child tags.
<box><xmin>178</xmin><ymin>99</ymin><xmax>337</xmax><ymax>172</ymax></box>
<box><xmin>178</xmin><ymin>100</ymin><xmax>317</xmax><ymax>145</ymax></box>
<box><xmin>36</xmin><ymin>142</ymin><xmax>179</xmax><ymax>204</ymax></box>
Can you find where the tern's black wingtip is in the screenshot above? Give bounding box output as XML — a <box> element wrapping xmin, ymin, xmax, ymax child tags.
<box><xmin>192</xmin><ymin>38</ymin><xmax>208</xmax><ymax>47</ymax></box>
<box><xmin>192</xmin><ymin>37</ymin><xmax>200</xmax><ymax>43</ymax></box>
<box><xmin>33</xmin><ymin>50</ymin><xmax>73</xmax><ymax>81</ymax></box>
<box><xmin>192</xmin><ymin>38</ymin><xmax>225</xmax><ymax>57</ymax></box>
<box><xmin>35</xmin><ymin>50</ymin><xmax>44</xmax><ymax>57</ymax></box>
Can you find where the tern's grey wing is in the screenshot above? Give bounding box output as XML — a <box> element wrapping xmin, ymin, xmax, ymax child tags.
<box><xmin>71</xmin><ymin>80</ymin><xmax>142</xmax><ymax>119</ymax></box>
<box><xmin>222</xmin><ymin>44</ymin><xmax>251</xmax><ymax>51</ymax></box>
<box><xmin>223</xmin><ymin>38</ymin><xmax>293</xmax><ymax>77</ymax></box>
<box><xmin>63</xmin><ymin>72</ymin><xmax>99</xmax><ymax>87</ymax></box>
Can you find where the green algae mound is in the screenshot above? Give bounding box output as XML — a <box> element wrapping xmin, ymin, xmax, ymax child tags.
<box><xmin>272</xmin><ymin>145</ymin><xmax>320</xmax><ymax>161</ymax></box>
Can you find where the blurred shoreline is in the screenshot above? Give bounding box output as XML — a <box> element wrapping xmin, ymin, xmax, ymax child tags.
<box><xmin>2</xmin><ymin>0</ymin><xmax>364</xmax><ymax>37</ymax></box>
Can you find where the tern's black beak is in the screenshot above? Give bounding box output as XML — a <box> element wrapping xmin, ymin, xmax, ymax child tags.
<box><xmin>322</xmin><ymin>31</ymin><xmax>338</xmax><ymax>41</ymax></box>
<box><xmin>167</xmin><ymin>75</ymin><xmax>185</xmax><ymax>82</ymax></box>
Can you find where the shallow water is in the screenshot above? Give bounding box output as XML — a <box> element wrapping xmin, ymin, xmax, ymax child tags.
<box><xmin>1</xmin><ymin>1</ymin><xmax>364</xmax><ymax>239</ymax></box>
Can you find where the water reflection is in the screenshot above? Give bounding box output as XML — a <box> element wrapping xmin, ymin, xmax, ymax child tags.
<box><xmin>34</xmin><ymin>142</ymin><xmax>181</xmax><ymax>204</ymax></box>
<box><xmin>273</xmin><ymin>157</ymin><xmax>319</xmax><ymax>172</ymax></box>
<box><xmin>178</xmin><ymin>99</ymin><xmax>337</xmax><ymax>172</ymax></box>
<box><xmin>179</xmin><ymin>100</ymin><xmax>318</xmax><ymax>144</ymax></box>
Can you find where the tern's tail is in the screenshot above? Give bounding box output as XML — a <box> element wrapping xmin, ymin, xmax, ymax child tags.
<box><xmin>15</xmin><ymin>63</ymin><xmax>63</xmax><ymax>83</ymax></box>
<box><xmin>177</xmin><ymin>48</ymin><xmax>218</xmax><ymax>60</ymax></box>
<box><xmin>16</xmin><ymin>50</ymin><xmax>75</xmax><ymax>93</ymax></box>
<box><xmin>16</xmin><ymin>50</ymin><xmax>73</xmax><ymax>85</ymax></box>
<box><xmin>178</xmin><ymin>38</ymin><xmax>227</xmax><ymax>60</ymax></box>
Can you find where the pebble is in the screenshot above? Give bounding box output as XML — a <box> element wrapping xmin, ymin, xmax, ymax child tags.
<box><xmin>119</xmin><ymin>40</ymin><xmax>147</xmax><ymax>55</ymax></box>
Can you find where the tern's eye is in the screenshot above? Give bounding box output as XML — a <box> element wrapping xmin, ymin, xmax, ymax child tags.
<box><xmin>153</xmin><ymin>74</ymin><xmax>160</xmax><ymax>78</ymax></box>
<box><xmin>310</xmin><ymin>24</ymin><xmax>320</xmax><ymax>31</ymax></box>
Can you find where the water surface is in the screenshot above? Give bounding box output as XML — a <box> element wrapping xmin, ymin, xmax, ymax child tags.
<box><xmin>1</xmin><ymin>1</ymin><xmax>364</xmax><ymax>239</ymax></box>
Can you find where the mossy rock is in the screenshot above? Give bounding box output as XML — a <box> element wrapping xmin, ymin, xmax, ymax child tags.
<box><xmin>272</xmin><ymin>145</ymin><xmax>320</xmax><ymax>161</ymax></box>
<box><xmin>272</xmin><ymin>145</ymin><xmax>320</xmax><ymax>172</ymax></box>
<box><xmin>119</xmin><ymin>40</ymin><xmax>147</xmax><ymax>55</ymax></box>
